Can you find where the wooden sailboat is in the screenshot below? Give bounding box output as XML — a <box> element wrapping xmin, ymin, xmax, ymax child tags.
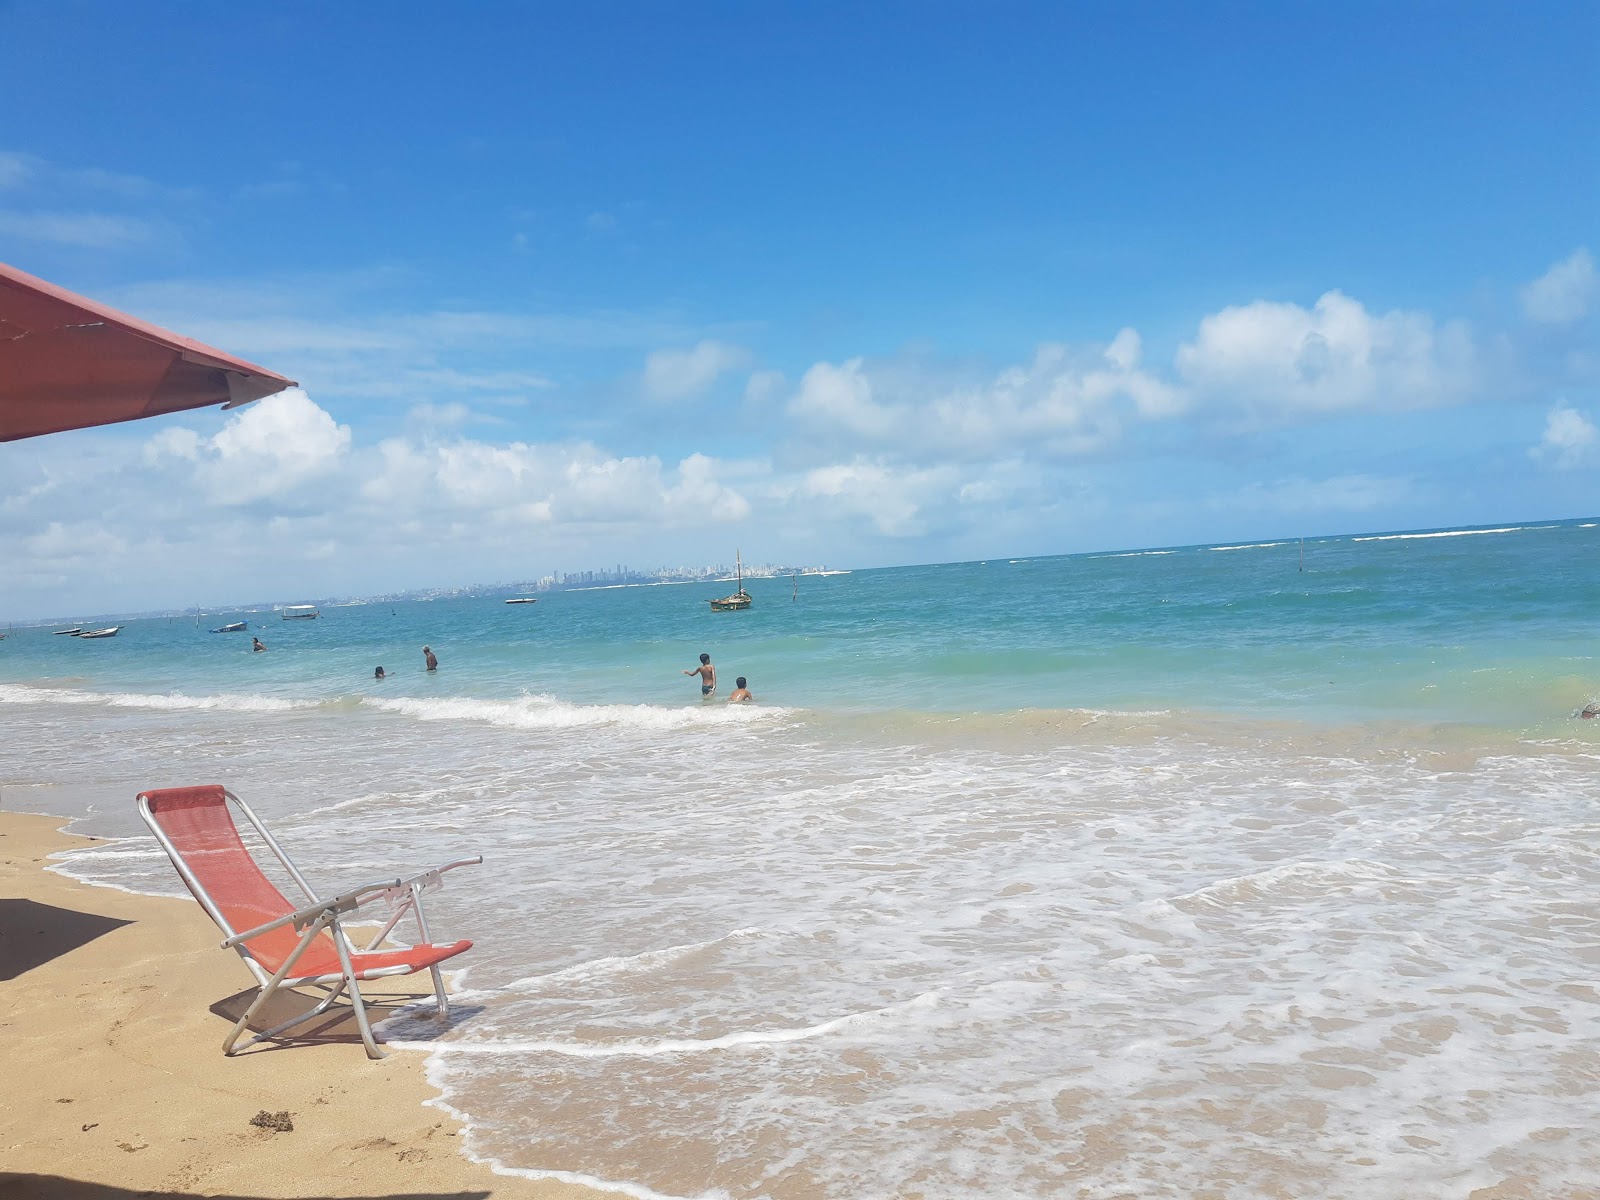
<box><xmin>709</xmin><ymin>550</ymin><xmax>752</xmax><ymax>611</ymax></box>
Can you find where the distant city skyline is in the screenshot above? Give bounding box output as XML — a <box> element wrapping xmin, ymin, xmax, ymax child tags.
<box><xmin>1</xmin><ymin>4</ymin><xmax>1595</xmax><ymax>618</ymax></box>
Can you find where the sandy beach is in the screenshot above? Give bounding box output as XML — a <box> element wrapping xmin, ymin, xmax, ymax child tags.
<box><xmin>0</xmin><ymin>809</ymin><xmax>605</xmax><ymax>1200</ymax></box>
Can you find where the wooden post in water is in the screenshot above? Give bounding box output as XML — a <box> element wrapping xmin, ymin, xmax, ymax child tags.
<box><xmin>793</xmin><ymin>573</ymin><xmax>797</xmax><ymax>602</ymax></box>
<box><xmin>1299</xmin><ymin>537</ymin><xmax>1304</xmax><ymax>573</ymax></box>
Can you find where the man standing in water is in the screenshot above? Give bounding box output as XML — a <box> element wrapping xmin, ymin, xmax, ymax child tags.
<box><xmin>422</xmin><ymin>645</ymin><xmax>438</xmax><ymax>671</ymax></box>
<box><xmin>683</xmin><ymin>652</ymin><xmax>715</xmax><ymax>698</ymax></box>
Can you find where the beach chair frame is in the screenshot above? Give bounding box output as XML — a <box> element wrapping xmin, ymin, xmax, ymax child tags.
<box><xmin>137</xmin><ymin>786</ymin><xmax>481</xmax><ymax>1059</ymax></box>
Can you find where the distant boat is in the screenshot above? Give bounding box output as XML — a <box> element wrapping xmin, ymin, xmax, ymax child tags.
<box><xmin>76</xmin><ymin>626</ymin><xmax>121</xmax><ymax>639</ymax></box>
<box><xmin>53</xmin><ymin>627</ymin><xmax>82</xmax><ymax>635</ymax></box>
<box><xmin>505</xmin><ymin>597</ymin><xmax>539</xmax><ymax>604</ymax></box>
<box><xmin>211</xmin><ymin>621</ymin><xmax>248</xmax><ymax>633</ymax></box>
<box><xmin>280</xmin><ymin>605</ymin><xmax>319</xmax><ymax>620</ymax></box>
<box><xmin>709</xmin><ymin>550</ymin><xmax>752</xmax><ymax>612</ymax></box>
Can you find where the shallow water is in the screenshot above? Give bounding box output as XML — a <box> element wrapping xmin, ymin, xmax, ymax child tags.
<box><xmin>4</xmin><ymin>520</ymin><xmax>1599</xmax><ymax>1198</ymax></box>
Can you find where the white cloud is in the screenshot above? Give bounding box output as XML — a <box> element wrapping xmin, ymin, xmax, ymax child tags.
<box><xmin>0</xmin><ymin>210</ymin><xmax>157</xmax><ymax>249</ymax></box>
<box><xmin>744</xmin><ymin>369</ymin><xmax>787</xmax><ymax>406</ymax></box>
<box><xmin>359</xmin><ymin>436</ymin><xmax>752</xmax><ymax>529</ymax></box>
<box><xmin>797</xmin><ymin>459</ymin><xmax>960</xmax><ymax>536</ymax></box>
<box><xmin>642</xmin><ymin>340</ymin><xmax>751</xmax><ymax>401</ymax></box>
<box><xmin>666</xmin><ymin>453</ymin><xmax>752</xmax><ymax>521</ymax></box>
<box><xmin>785</xmin><ymin>332</ymin><xmax>1181</xmax><ymax>461</ymax></box>
<box><xmin>1175</xmin><ymin>290</ymin><xmax>1475</xmax><ymax>422</ymax></box>
<box><xmin>788</xmin><ymin>359</ymin><xmax>899</xmax><ymax>439</ymax></box>
<box><xmin>146</xmin><ymin>389</ymin><xmax>352</xmax><ymax>503</ymax></box>
<box><xmin>1521</xmin><ymin>249</ymin><xmax>1596</xmax><ymax>325</ymax></box>
<box><xmin>23</xmin><ymin>520</ymin><xmax>127</xmax><ymax>566</ymax></box>
<box><xmin>1530</xmin><ymin>403</ymin><xmax>1598</xmax><ymax>470</ymax></box>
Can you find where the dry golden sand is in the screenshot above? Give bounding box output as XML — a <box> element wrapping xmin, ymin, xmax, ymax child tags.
<box><xmin>0</xmin><ymin>810</ymin><xmax>609</xmax><ymax>1200</ymax></box>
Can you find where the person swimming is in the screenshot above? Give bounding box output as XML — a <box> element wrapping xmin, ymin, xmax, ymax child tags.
<box><xmin>375</xmin><ymin>666</ymin><xmax>386</xmax><ymax>680</ymax></box>
<box><xmin>727</xmin><ymin>676</ymin><xmax>754</xmax><ymax>703</ymax></box>
<box><xmin>252</xmin><ymin>637</ymin><xmax>266</xmax><ymax>652</ymax></box>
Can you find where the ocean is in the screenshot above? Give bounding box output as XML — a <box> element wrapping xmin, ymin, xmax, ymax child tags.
<box><xmin>4</xmin><ymin>519</ymin><xmax>1599</xmax><ymax>1199</ymax></box>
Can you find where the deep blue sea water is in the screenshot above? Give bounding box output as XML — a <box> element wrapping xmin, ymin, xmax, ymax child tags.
<box><xmin>5</xmin><ymin>518</ymin><xmax>1598</xmax><ymax>728</ymax></box>
<box><xmin>4</xmin><ymin>519</ymin><xmax>1599</xmax><ymax>1200</ymax></box>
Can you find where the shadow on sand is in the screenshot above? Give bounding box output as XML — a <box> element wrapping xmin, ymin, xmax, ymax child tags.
<box><xmin>0</xmin><ymin>1179</ymin><xmax>490</xmax><ymax>1200</ymax></box>
<box><xmin>0</xmin><ymin>898</ymin><xmax>133</xmax><ymax>981</ymax></box>
<box><xmin>207</xmin><ymin>986</ymin><xmax>486</xmax><ymax>1054</ymax></box>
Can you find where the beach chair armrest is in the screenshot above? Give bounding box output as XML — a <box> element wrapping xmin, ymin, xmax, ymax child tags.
<box><xmin>374</xmin><ymin>855</ymin><xmax>482</xmax><ymax>914</ymax></box>
<box><xmin>220</xmin><ymin>877</ymin><xmax>403</xmax><ymax>948</ymax></box>
<box><xmin>393</xmin><ymin>855</ymin><xmax>484</xmax><ymax>894</ymax></box>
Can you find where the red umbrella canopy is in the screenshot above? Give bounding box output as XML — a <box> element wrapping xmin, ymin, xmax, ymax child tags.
<box><xmin>0</xmin><ymin>261</ymin><xmax>298</xmax><ymax>442</ymax></box>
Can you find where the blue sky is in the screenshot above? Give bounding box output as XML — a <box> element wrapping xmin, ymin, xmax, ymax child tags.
<box><xmin>1</xmin><ymin>2</ymin><xmax>1596</xmax><ymax>616</ymax></box>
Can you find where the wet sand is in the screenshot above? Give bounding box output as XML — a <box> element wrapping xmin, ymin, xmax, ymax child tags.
<box><xmin>0</xmin><ymin>809</ymin><xmax>604</xmax><ymax>1200</ymax></box>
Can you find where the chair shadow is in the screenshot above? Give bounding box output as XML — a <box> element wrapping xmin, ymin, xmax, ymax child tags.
<box><xmin>208</xmin><ymin>986</ymin><xmax>486</xmax><ymax>1053</ymax></box>
<box><xmin>0</xmin><ymin>1177</ymin><xmax>489</xmax><ymax>1200</ymax></box>
<box><xmin>0</xmin><ymin>898</ymin><xmax>133</xmax><ymax>981</ymax></box>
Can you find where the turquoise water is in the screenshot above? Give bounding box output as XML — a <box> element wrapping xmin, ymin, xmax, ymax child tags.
<box><xmin>5</xmin><ymin>518</ymin><xmax>1600</xmax><ymax>1200</ymax></box>
<box><xmin>5</xmin><ymin>519</ymin><xmax>1599</xmax><ymax>728</ymax></box>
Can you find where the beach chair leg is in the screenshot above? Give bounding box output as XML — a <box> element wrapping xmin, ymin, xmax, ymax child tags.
<box><xmin>429</xmin><ymin>963</ymin><xmax>450</xmax><ymax>1021</ymax></box>
<box><xmin>409</xmin><ymin>883</ymin><xmax>450</xmax><ymax>1021</ymax></box>
<box><xmin>332</xmin><ymin>924</ymin><xmax>385</xmax><ymax>1059</ymax></box>
<box><xmin>224</xmin><ymin>916</ymin><xmax>330</xmax><ymax>1056</ymax></box>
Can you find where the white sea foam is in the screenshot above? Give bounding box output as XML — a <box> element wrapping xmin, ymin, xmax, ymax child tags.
<box><xmin>361</xmin><ymin>692</ymin><xmax>786</xmax><ymax>731</ymax></box>
<box><xmin>393</xmin><ymin>992</ymin><xmax>940</xmax><ymax>1058</ymax></box>
<box><xmin>0</xmin><ymin>682</ymin><xmax>317</xmax><ymax>713</ymax></box>
<box><xmin>1207</xmin><ymin>541</ymin><xmax>1289</xmax><ymax>551</ymax></box>
<box><xmin>483</xmin><ymin>929</ymin><xmax>771</xmax><ymax>994</ymax></box>
<box><xmin>1352</xmin><ymin>526</ymin><xmax>1552</xmax><ymax>542</ymax></box>
<box><xmin>1089</xmin><ymin>549</ymin><xmax>1177</xmax><ymax>558</ymax></box>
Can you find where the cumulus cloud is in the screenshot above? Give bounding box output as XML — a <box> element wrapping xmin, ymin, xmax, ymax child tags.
<box><xmin>642</xmin><ymin>340</ymin><xmax>751</xmax><ymax>401</ymax></box>
<box><xmin>796</xmin><ymin>459</ymin><xmax>961</xmax><ymax>536</ymax></box>
<box><xmin>1175</xmin><ymin>290</ymin><xmax>1475</xmax><ymax>422</ymax></box>
<box><xmin>785</xmin><ymin>330</ymin><xmax>1182</xmax><ymax>461</ymax></box>
<box><xmin>146</xmin><ymin>389</ymin><xmax>352</xmax><ymax>503</ymax></box>
<box><xmin>1521</xmin><ymin>248</ymin><xmax>1596</xmax><ymax>325</ymax></box>
<box><xmin>1530</xmin><ymin>402</ymin><xmax>1598</xmax><ymax>470</ymax></box>
<box><xmin>359</xmin><ymin>435</ymin><xmax>752</xmax><ymax>529</ymax></box>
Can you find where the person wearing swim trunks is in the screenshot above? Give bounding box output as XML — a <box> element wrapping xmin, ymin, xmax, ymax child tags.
<box><xmin>683</xmin><ymin>652</ymin><xmax>715</xmax><ymax>698</ymax></box>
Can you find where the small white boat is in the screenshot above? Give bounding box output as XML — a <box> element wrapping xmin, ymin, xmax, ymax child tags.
<box><xmin>53</xmin><ymin>627</ymin><xmax>82</xmax><ymax>635</ymax></box>
<box><xmin>76</xmin><ymin>626</ymin><xmax>121</xmax><ymax>639</ymax></box>
<box><xmin>505</xmin><ymin>597</ymin><xmax>539</xmax><ymax>604</ymax></box>
<box><xmin>280</xmin><ymin>605</ymin><xmax>319</xmax><ymax>620</ymax></box>
<box><xmin>212</xmin><ymin>621</ymin><xmax>248</xmax><ymax>633</ymax></box>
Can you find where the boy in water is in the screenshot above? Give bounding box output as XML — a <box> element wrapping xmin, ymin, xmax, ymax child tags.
<box><xmin>422</xmin><ymin>645</ymin><xmax>438</xmax><ymax>671</ymax></box>
<box><xmin>683</xmin><ymin>652</ymin><xmax>715</xmax><ymax>698</ymax></box>
<box><xmin>728</xmin><ymin>676</ymin><xmax>754</xmax><ymax>703</ymax></box>
<box><xmin>252</xmin><ymin>637</ymin><xmax>266</xmax><ymax>652</ymax></box>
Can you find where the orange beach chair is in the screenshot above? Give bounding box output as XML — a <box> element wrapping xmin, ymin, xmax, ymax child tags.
<box><xmin>137</xmin><ymin>785</ymin><xmax>481</xmax><ymax>1059</ymax></box>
